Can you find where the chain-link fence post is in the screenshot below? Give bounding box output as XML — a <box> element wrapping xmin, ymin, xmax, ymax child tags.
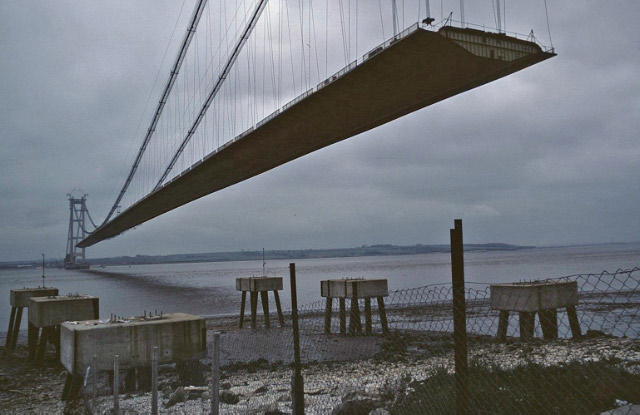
<box><xmin>451</xmin><ymin>219</ymin><xmax>469</xmax><ymax>415</ymax></box>
<box><xmin>290</xmin><ymin>263</ymin><xmax>304</xmax><ymax>415</ymax></box>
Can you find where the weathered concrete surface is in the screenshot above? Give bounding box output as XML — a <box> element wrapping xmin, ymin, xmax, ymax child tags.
<box><xmin>79</xmin><ymin>26</ymin><xmax>554</xmax><ymax>248</ymax></box>
<box><xmin>10</xmin><ymin>287</ymin><xmax>59</xmax><ymax>308</ymax></box>
<box><xmin>60</xmin><ymin>313</ymin><xmax>206</xmax><ymax>375</ymax></box>
<box><xmin>490</xmin><ymin>281</ymin><xmax>578</xmax><ymax>312</ymax></box>
<box><xmin>28</xmin><ymin>295</ymin><xmax>98</xmax><ymax>328</ymax></box>
<box><xmin>235</xmin><ymin>277</ymin><xmax>283</xmax><ymax>292</ymax></box>
<box><xmin>321</xmin><ymin>279</ymin><xmax>388</xmax><ymax>298</ymax></box>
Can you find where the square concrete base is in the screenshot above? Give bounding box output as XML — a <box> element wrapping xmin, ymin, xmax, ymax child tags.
<box><xmin>236</xmin><ymin>277</ymin><xmax>283</xmax><ymax>292</ymax></box>
<box><xmin>10</xmin><ymin>287</ymin><xmax>59</xmax><ymax>308</ymax></box>
<box><xmin>29</xmin><ymin>295</ymin><xmax>99</xmax><ymax>328</ymax></box>
<box><xmin>60</xmin><ymin>313</ymin><xmax>206</xmax><ymax>375</ymax></box>
<box><xmin>321</xmin><ymin>279</ymin><xmax>388</xmax><ymax>298</ymax></box>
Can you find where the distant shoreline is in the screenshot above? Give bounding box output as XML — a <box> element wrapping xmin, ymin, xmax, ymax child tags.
<box><xmin>1</xmin><ymin>242</ymin><xmax>535</xmax><ymax>269</ymax></box>
<box><xmin>4</xmin><ymin>241</ymin><xmax>638</xmax><ymax>270</ymax></box>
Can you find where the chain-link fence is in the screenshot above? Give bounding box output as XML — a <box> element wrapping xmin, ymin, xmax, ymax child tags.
<box><xmin>213</xmin><ymin>267</ymin><xmax>639</xmax><ymax>414</ymax></box>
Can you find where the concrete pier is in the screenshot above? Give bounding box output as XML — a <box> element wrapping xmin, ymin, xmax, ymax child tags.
<box><xmin>490</xmin><ymin>281</ymin><xmax>580</xmax><ymax>341</ymax></box>
<box><xmin>5</xmin><ymin>287</ymin><xmax>58</xmax><ymax>353</ymax></box>
<box><xmin>321</xmin><ymin>279</ymin><xmax>389</xmax><ymax>335</ymax></box>
<box><xmin>59</xmin><ymin>313</ymin><xmax>206</xmax><ymax>400</ymax></box>
<box><xmin>236</xmin><ymin>277</ymin><xmax>285</xmax><ymax>329</ymax></box>
<box><xmin>28</xmin><ymin>295</ymin><xmax>98</xmax><ymax>362</ymax></box>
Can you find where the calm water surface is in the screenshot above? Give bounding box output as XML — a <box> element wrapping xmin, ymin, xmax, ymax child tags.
<box><xmin>1</xmin><ymin>243</ymin><xmax>639</xmax><ymax>332</ymax></box>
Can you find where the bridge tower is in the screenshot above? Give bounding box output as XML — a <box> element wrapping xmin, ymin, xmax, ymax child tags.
<box><xmin>65</xmin><ymin>194</ymin><xmax>90</xmax><ymax>270</ymax></box>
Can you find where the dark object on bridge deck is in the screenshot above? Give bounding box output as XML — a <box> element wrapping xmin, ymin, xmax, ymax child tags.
<box><xmin>321</xmin><ymin>279</ymin><xmax>389</xmax><ymax>335</ymax></box>
<box><xmin>236</xmin><ymin>277</ymin><xmax>285</xmax><ymax>329</ymax></box>
<box><xmin>5</xmin><ymin>288</ymin><xmax>59</xmax><ymax>354</ymax></box>
<box><xmin>491</xmin><ymin>280</ymin><xmax>581</xmax><ymax>341</ymax></box>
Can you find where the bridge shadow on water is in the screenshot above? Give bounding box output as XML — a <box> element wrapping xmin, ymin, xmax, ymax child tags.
<box><xmin>77</xmin><ymin>268</ymin><xmax>239</xmax><ymax>317</ymax></box>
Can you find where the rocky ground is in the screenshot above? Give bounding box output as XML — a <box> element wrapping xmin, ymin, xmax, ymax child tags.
<box><xmin>1</xmin><ymin>324</ymin><xmax>639</xmax><ymax>414</ymax></box>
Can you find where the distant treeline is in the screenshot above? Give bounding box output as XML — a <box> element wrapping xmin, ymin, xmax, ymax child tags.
<box><xmin>0</xmin><ymin>242</ymin><xmax>535</xmax><ymax>269</ymax></box>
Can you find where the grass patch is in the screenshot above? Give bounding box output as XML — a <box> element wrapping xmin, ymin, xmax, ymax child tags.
<box><xmin>391</xmin><ymin>360</ymin><xmax>640</xmax><ymax>414</ymax></box>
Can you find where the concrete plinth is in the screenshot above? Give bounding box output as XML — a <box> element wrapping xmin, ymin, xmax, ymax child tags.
<box><xmin>5</xmin><ymin>287</ymin><xmax>59</xmax><ymax>352</ymax></box>
<box><xmin>236</xmin><ymin>277</ymin><xmax>285</xmax><ymax>329</ymax></box>
<box><xmin>60</xmin><ymin>313</ymin><xmax>206</xmax><ymax>376</ymax></box>
<box><xmin>27</xmin><ymin>295</ymin><xmax>99</xmax><ymax>363</ymax></box>
<box><xmin>490</xmin><ymin>281</ymin><xmax>581</xmax><ymax>341</ymax></box>
<box><xmin>236</xmin><ymin>277</ymin><xmax>283</xmax><ymax>292</ymax></box>
<box><xmin>10</xmin><ymin>287</ymin><xmax>59</xmax><ymax>308</ymax></box>
<box><xmin>29</xmin><ymin>295</ymin><xmax>98</xmax><ymax>328</ymax></box>
<box><xmin>321</xmin><ymin>279</ymin><xmax>388</xmax><ymax>298</ymax></box>
<box><xmin>321</xmin><ymin>279</ymin><xmax>389</xmax><ymax>335</ymax></box>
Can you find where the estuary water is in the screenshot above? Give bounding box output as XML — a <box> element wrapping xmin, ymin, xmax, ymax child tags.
<box><xmin>1</xmin><ymin>243</ymin><xmax>639</xmax><ymax>333</ymax></box>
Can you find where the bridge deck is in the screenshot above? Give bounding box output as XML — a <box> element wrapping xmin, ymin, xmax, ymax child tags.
<box><xmin>79</xmin><ymin>25</ymin><xmax>554</xmax><ymax>247</ymax></box>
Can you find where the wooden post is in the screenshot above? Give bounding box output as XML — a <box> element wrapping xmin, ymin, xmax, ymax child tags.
<box><xmin>260</xmin><ymin>291</ymin><xmax>271</xmax><ymax>328</ymax></box>
<box><xmin>364</xmin><ymin>298</ymin><xmax>372</xmax><ymax>334</ymax></box>
<box><xmin>539</xmin><ymin>309</ymin><xmax>558</xmax><ymax>340</ymax></box>
<box><xmin>519</xmin><ymin>312</ymin><xmax>535</xmax><ymax>341</ymax></box>
<box><xmin>289</xmin><ymin>263</ymin><xmax>304</xmax><ymax>415</ymax></box>
<box><xmin>151</xmin><ymin>347</ymin><xmax>158</xmax><ymax>415</ymax></box>
<box><xmin>113</xmin><ymin>355</ymin><xmax>120</xmax><ymax>415</ymax></box>
<box><xmin>124</xmin><ymin>368</ymin><xmax>136</xmax><ymax>393</ymax></box>
<box><xmin>324</xmin><ymin>298</ymin><xmax>333</xmax><ymax>334</ymax></box>
<box><xmin>61</xmin><ymin>373</ymin><xmax>73</xmax><ymax>401</ymax></box>
<box><xmin>10</xmin><ymin>307</ymin><xmax>23</xmax><ymax>350</ymax></box>
<box><xmin>273</xmin><ymin>290</ymin><xmax>285</xmax><ymax>327</ymax></box>
<box><xmin>339</xmin><ymin>298</ymin><xmax>346</xmax><ymax>334</ymax></box>
<box><xmin>239</xmin><ymin>291</ymin><xmax>247</xmax><ymax>328</ymax></box>
<box><xmin>27</xmin><ymin>322</ymin><xmax>38</xmax><ymax>360</ymax></box>
<box><xmin>35</xmin><ymin>327</ymin><xmax>49</xmax><ymax>363</ymax></box>
<box><xmin>497</xmin><ymin>310</ymin><xmax>509</xmax><ymax>342</ymax></box>
<box><xmin>566</xmin><ymin>305</ymin><xmax>582</xmax><ymax>338</ymax></box>
<box><xmin>250</xmin><ymin>292</ymin><xmax>258</xmax><ymax>329</ymax></box>
<box><xmin>5</xmin><ymin>307</ymin><xmax>16</xmax><ymax>349</ymax></box>
<box><xmin>451</xmin><ymin>219</ymin><xmax>469</xmax><ymax>415</ymax></box>
<box><xmin>210</xmin><ymin>332</ymin><xmax>220</xmax><ymax>415</ymax></box>
<box><xmin>377</xmin><ymin>297</ymin><xmax>389</xmax><ymax>335</ymax></box>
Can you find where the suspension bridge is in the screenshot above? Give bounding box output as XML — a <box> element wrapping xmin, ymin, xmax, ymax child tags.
<box><xmin>70</xmin><ymin>0</ymin><xmax>555</xmax><ymax>259</ymax></box>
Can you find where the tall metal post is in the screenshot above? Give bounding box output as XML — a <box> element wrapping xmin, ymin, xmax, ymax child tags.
<box><xmin>113</xmin><ymin>355</ymin><xmax>120</xmax><ymax>415</ymax></box>
<box><xmin>210</xmin><ymin>332</ymin><xmax>220</xmax><ymax>415</ymax></box>
<box><xmin>151</xmin><ymin>346</ymin><xmax>158</xmax><ymax>415</ymax></box>
<box><xmin>289</xmin><ymin>263</ymin><xmax>304</xmax><ymax>415</ymax></box>
<box><xmin>451</xmin><ymin>219</ymin><xmax>468</xmax><ymax>415</ymax></box>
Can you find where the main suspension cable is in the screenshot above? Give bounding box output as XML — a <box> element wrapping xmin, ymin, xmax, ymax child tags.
<box><xmin>101</xmin><ymin>0</ymin><xmax>210</xmax><ymax>227</ymax></box>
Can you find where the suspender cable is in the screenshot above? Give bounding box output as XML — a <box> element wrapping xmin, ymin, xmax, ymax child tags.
<box><xmin>154</xmin><ymin>0</ymin><xmax>269</xmax><ymax>191</ymax></box>
<box><xmin>101</xmin><ymin>0</ymin><xmax>209</xmax><ymax>227</ymax></box>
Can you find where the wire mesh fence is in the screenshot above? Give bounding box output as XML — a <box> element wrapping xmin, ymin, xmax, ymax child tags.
<box><xmin>214</xmin><ymin>267</ymin><xmax>639</xmax><ymax>414</ymax></box>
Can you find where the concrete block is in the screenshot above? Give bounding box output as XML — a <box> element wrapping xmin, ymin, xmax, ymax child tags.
<box><xmin>321</xmin><ymin>279</ymin><xmax>389</xmax><ymax>298</ymax></box>
<box><xmin>236</xmin><ymin>277</ymin><xmax>283</xmax><ymax>292</ymax></box>
<box><xmin>29</xmin><ymin>295</ymin><xmax>98</xmax><ymax>328</ymax></box>
<box><xmin>10</xmin><ymin>287</ymin><xmax>59</xmax><ymax>308</ymax></box>
<box><xmin>60</xmin><ymin>313</ymin><xmax>206</xmax><ymax>375</ymax></box>
<box><xmin>490</xmin><ymin>281</ymin><xmax>578</xmax><ymax>312</ymax></box>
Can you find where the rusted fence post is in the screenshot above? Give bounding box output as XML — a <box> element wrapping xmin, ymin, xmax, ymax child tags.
<box><xmin>290</xmin><ymin>263</ymin><xmax>304</xmax><ymax>415</ymax></box>
<box><xmin>151</xmin><ymin>346</ymin><xmax>158</xmax><ymax>415</ymax></box>
<box><xmin>451</xmin><ymin>219</ymin><xmax>469</xmax><ymax>415</ymax></box>
<box><xmin>113</xmin><ymin>355</ymin><xmax>119</xmax><ymax>415</ymax></box>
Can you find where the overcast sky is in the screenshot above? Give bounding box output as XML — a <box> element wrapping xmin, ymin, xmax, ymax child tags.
<box><xmin>1</xmin><ymin>1</ymin><xmax>639</xmax><ymax>262</ymax></box>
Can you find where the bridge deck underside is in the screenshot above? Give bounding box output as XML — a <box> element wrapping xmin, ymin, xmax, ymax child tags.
<box><xmin>80</xmin><ymin>28</ymin><xmax>553</xmax><ymax>247</ymax></box>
